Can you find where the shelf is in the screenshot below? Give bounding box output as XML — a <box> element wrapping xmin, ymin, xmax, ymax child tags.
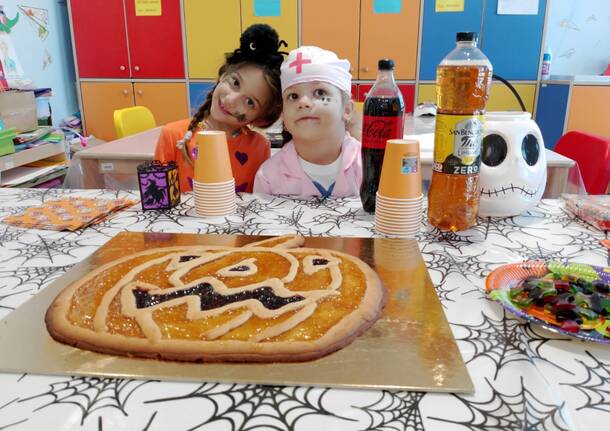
<box><xmin>0</xmin><ymin>142</ymin><xmax>66</xmax><ymax>173</ymax></box>
<box><xmin>0</xmin><ymin>165</ymin><xmax>68</xmax><ymax>188</ymax></box>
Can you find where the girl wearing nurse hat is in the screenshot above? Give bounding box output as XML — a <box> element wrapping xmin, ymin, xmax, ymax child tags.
<box><xmin>253</xmin><ymin>46</ymin><xmax>362</xmax><ymax>198</ymax></box>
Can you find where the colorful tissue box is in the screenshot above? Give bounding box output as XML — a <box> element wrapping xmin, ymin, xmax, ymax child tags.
<box><xmin>137</xmin><ymin>160</ymin><xmax>180</xmax><ymax>211</ymax></box>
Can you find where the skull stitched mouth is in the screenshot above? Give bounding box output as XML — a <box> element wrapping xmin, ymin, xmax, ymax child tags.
<box><xmin>480</xmin><ymin>183</ymin><xmax>539</xmax><ymax>198</ymax></box>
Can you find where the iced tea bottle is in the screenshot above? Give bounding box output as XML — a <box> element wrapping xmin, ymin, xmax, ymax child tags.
<box><xmin>427</xmin><ymin>32</ymin><xmax>492</xmax><ymax>231</ymax></box>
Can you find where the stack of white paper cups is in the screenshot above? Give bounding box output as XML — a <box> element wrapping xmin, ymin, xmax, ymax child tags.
<box><xmin>374</xmin><ymin>139</ymin><xmax>423</xmax><ymax>238</ymax></box>
<box><xmin>192</xmin><ymin>131</ymin><xmax>236</xmax><ymax>216</ymax></box>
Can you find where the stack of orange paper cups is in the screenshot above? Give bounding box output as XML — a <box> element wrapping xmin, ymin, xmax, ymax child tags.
<box><xmin>374</xmin><ymin>139</ymin><xmax>423</xmax><ymax>238</ymax></box>
<box><xmin>192</xmin><ymin>131</ymin><xmax>236</xmax><ymax>217</ymax></box>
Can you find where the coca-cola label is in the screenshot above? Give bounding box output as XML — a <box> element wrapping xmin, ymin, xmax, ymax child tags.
<box><xmin>362</xmin><ymin>115</ymin><xmax>404</xmax><ymax>149</ymax></box>
<box><xmin>433</xmin><ymin>114</ymin><xmax>483</xmax><ymax>175</ymax></box>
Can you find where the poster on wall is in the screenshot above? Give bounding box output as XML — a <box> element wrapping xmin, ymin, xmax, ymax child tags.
<box><xmin>0</xmin><ymin>6</ymin><xmax>19</xmax><ymax>33</ymax></box>
<box><xmin>0</xmin><ymin>61</ymin><xmax>8</xmax><ymax>90</ymax></box>
<box><xmin>135</xmin><ymin>0</ymin><xmax>162</xmax><ymax>16</ymax></box>
<box><xmin>0</xmin><ymin>32</ymin><xmax>24</xmax><ymax>79</ymax></box>
<box><xmin>18</xmin><ymin>5</ymin><xmax>49</xmax><ymax>40</ymax></box>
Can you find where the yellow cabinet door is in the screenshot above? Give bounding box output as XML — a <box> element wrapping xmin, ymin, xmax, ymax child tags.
<box><xmin>301</xmin><ymin>0</ymin><xmax>359</xmax><ymax>76</ymax></box>
<box><xmin>487</xmin><ymin>83</ymin><xmax>535</xmax><ymax>113</ymax></box>
<box><xmin>417</xmin><ymin>83</ymin><xmax>436</xmax><ymax>104</ymax></box>
<box><xmin>241</xmin><ymin>0</ymin><xmax>297</xmax><ymax>52</ymax></box>
<box><xmin>418</xmin><ymin>82</ymin><xmax>536</xmax><ymax>113</ymax></box>
<box><xmin>566</xmin><ymin>86</ymin><xmax>610</xmax><ymax>138</ymax></box>
<box><xmin>81</xmin><ymin>82</ymin><xmax>134</xmax><ymax>141</ymax></box>
<box><xmin>133</xmin><ymin>83</ymin><xmax>189</xmax><ymax>127</ymax></box>
<box><xmin>185</xmin><ymin>0</ymin><xmax>241</xmax><ymax>79</ymax></box>
<box><xmin>359</xmin><ymin>0</ymin><xmax>420</xmax><ymax>80</ymax></box>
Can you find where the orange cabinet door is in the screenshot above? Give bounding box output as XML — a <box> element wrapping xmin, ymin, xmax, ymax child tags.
<box><xmin>359</xmin><ymin>0</ymin><xmax>420</xmax><ymax>80</ymax></box>
<box><xmin>301</xmin><ymin>0</ymin><xmax>359</xmax><ymax>77</ymax></box>
<box><xmin>81</xmin><ymin>82</ymin><xmax>134</xmax><ymax>141</ymax></box>
<box><xmin>133</xmin><ymin>83</ymin><xmax>189</xmax><ymax>127</ymax></box>
<box><xmin>566</xmin><ymin>86</ymin><xmax>610</xmax><ymax>138</ymax></box>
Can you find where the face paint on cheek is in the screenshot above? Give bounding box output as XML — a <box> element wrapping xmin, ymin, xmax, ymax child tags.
<box><xmin>316</xmin><ymin>96</ymin><xmax>333</xmax><ymax>106</ymax></box>
<box><xmin>233</xmin><ymin>112</ymin><xmax>247</xmax><ymax>122</ymax></box>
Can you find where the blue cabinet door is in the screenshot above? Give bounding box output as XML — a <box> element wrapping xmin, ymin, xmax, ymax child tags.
<box><xmin>188</xmin><ymin>82</ymin><xmax>215</xmax><ymax>115</ymax></box>
<box><xmin>418</xmin><ymin>0</ymin><xmax>483</xmax><ymax>81</ymax></box>
<box><xmin>482</xmin><ymin>0</ymin><xmax>546</xmax><ymax>80</ymax></box>
<box><xmin>535</xmin><ymin>83</ymin><xmax>570</xmax><ymax>149</ymax></box>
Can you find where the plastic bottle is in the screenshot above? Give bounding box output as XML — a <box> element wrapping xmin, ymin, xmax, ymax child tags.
<box><xmin>427</xmin><ymin>32</ymin><xmax>492</xmax><ymax>231</ymax></box>
<box><xmin>360</xmin><ymin>59</ymin><xmax>405</xmax><ymax>213</ymax></box>
<box><xmin>541</xmin><ymin>46</ymin><xmax>551</xmax><ymax>80</ymax></box>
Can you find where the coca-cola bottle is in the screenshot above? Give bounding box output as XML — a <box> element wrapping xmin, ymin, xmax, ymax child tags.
<box><xmin>360</xmin><ymin>59</ymin><xmax>405</xmax><ymax>213</ymax></box>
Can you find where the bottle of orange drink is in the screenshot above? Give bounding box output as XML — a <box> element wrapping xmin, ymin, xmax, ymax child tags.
<box><xmin>427</xmin><ymin>32</ymin><xmax>492</xmax><ymax>231</ymax></box>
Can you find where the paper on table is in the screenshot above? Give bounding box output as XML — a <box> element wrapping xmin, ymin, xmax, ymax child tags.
<box><xmin>497</xmin><ymin>0</ymin><xmax>539</xmax><ymax>15</ymax></box>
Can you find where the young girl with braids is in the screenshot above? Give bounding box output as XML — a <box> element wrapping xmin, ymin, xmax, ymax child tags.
<box><xmin>154</xmin><ymin>24</ymin><xmax>286</xmax><ymax>192</ymax></box>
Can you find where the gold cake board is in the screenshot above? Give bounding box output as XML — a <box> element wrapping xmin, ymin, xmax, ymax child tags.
<box><xmin>0</xmin><ymin>232</ymin><xmax>473</xmax><ymax>393</ymax></box>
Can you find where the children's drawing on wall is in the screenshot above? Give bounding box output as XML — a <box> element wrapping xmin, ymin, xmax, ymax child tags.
<box><xmin>43</xmin><ymin>48</ymin><xmax>51</xmax><ymax>69</ymax></box>
<box><xmin>0</xmin><ymin>61</ymin><xmax>8</xmax><ymax>90</ymax></box>
<box><xmin>18</xmin><ymin>5</ymin><xmax>49</xmax><ymax>40</ymax></box>
<box><xmin>559</xmin><ymin>19</ymin><xmax>580</xmax><ymax>31</ymax></box>
<box><xmin>560</xmin><ymin>48</ymin><xmax>576</xmax><ymax>59</ymax></box>
<box><xmin>0</xmin><ymin>6</ymin><xmax>18</xmax><ymax>33</ymax></box>
<box><xmin>0</xmin><ymin>33</ymin><xmax>24</xmax><ymax>78</ymax></box>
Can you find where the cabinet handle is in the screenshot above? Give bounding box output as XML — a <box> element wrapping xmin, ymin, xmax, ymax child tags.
<box><xmin>134</xmin><ymin>65</ymin><xmax>140</xmax><ymax>71</ymax></box>
<box><xmin>363</xmin><ymin>67</ymin><xmax>369</xmax><ymax>73</ymax></box>
<box><xmin>122</xmin><ymin>90</ymin><xmax>129</xmax><ymax>95</ymax></box>
<box><xmin>137</xmin><ymin>90</ymin><xmax>143</xmax><ymax>96</ymax></box>
<box><xmin>119</xmin><ymin>65</ymin><xmax>126</xmax><ymax>71</ymax></box>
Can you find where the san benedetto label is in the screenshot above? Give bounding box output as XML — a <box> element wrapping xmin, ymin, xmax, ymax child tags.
<box><xmin>433</xmin><ymin>114</ymin><xmax>484</xmax><ymax>175</ymax></box>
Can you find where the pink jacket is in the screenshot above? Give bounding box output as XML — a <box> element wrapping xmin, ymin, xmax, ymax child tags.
<box><xmin>253</xmin><ymin>132</ymin><xmax>362</xmax><ymax>197</ymax></box>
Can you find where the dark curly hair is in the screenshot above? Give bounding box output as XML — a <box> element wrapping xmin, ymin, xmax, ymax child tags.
<box><xmin>188</xmin><ymin>24</ymin><xmax>288</xmax><ymax>133</ymax></box>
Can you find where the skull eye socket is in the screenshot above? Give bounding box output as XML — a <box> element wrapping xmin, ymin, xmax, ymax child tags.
<box><xmin>481</xmin><ymin>134</ymin><xmax>507</xmax><ymax>167</ymax></box>
<box><xmin>522</xmin><ymin>134</ymin><xmax>540</xmax><ymax>166</ymax></box>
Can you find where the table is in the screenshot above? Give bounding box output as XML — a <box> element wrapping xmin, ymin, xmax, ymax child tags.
<box><xmin>71</xmin><ymin>127</ymin><xmax>161</xmax><ymax>189</ymax></box>
<box><xmin>73</xmin><ymin>120</ymin><xmax>576</xmax><ymax>198</ymax></box>
<box><xmin>0</xmin><ymin>188</ymin><xmax>608</xmax><ymax>430</ymax></box>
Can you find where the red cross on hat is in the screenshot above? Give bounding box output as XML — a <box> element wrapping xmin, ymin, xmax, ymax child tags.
<box><xmin>289</xmin><ymin>52</ymin><xmax>312</xmax><ymax>74</ymax></box>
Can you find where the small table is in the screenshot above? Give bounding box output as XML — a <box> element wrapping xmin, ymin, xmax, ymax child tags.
<box><xmin>75</xmin><ymin>127</ymin><xmax>161</xmax><ymax>189</ymax></box>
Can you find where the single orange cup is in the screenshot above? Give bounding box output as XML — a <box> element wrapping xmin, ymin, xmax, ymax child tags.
<box><xmin>193</xmin><ymin>131</ymin><xmax>234</xmax><ymax>183</ymax></box>
<box><xmin>377</xmin><ymin>139</ymin><xmax>422</xmax><ymax>199</ymax></box>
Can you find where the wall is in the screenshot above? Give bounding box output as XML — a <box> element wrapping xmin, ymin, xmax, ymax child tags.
<box><xmin>545</xmin><ymin>0</ymin><xmax>610</xmax><ymax>75</ymax></box>
<box><xmin>1</xmin><ymin>1</ymin><xmax>77</xmax><ymax>124</ymax></box>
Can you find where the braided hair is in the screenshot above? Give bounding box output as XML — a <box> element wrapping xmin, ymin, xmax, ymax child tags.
<box><xmin>183</xmin><ymin>24</ymin><xmax>287</xmax><ymax>149</ymax></box>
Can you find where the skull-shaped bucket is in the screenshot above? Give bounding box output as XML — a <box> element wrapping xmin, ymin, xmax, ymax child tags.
<box><xmin>479</xmin><ymin>112</ymin><xmax>547</xmax><ymax>217</ymax></box>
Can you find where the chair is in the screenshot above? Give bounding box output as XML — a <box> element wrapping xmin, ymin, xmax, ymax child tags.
<box><xmin>113</xmin><ymin>106</ymin><xmax>156</xmax><ymax>139</ymax></box>
<box><xmin>554</xmin><ymin>131</ymin><xmax>610</xmax><ymax>194</ymax></box>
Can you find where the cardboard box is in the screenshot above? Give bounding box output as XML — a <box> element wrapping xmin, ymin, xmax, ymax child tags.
<box><xmin>0</xmin><ymin>91</ymin><xmax>38</xmax><ymax>133</ymax></box>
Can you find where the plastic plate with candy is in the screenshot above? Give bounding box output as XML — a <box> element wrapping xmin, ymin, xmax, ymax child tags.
<box><xmin>486</xmin><ymin>260</ymin><xmax>610</xmax><ymax>343</ymax></box>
